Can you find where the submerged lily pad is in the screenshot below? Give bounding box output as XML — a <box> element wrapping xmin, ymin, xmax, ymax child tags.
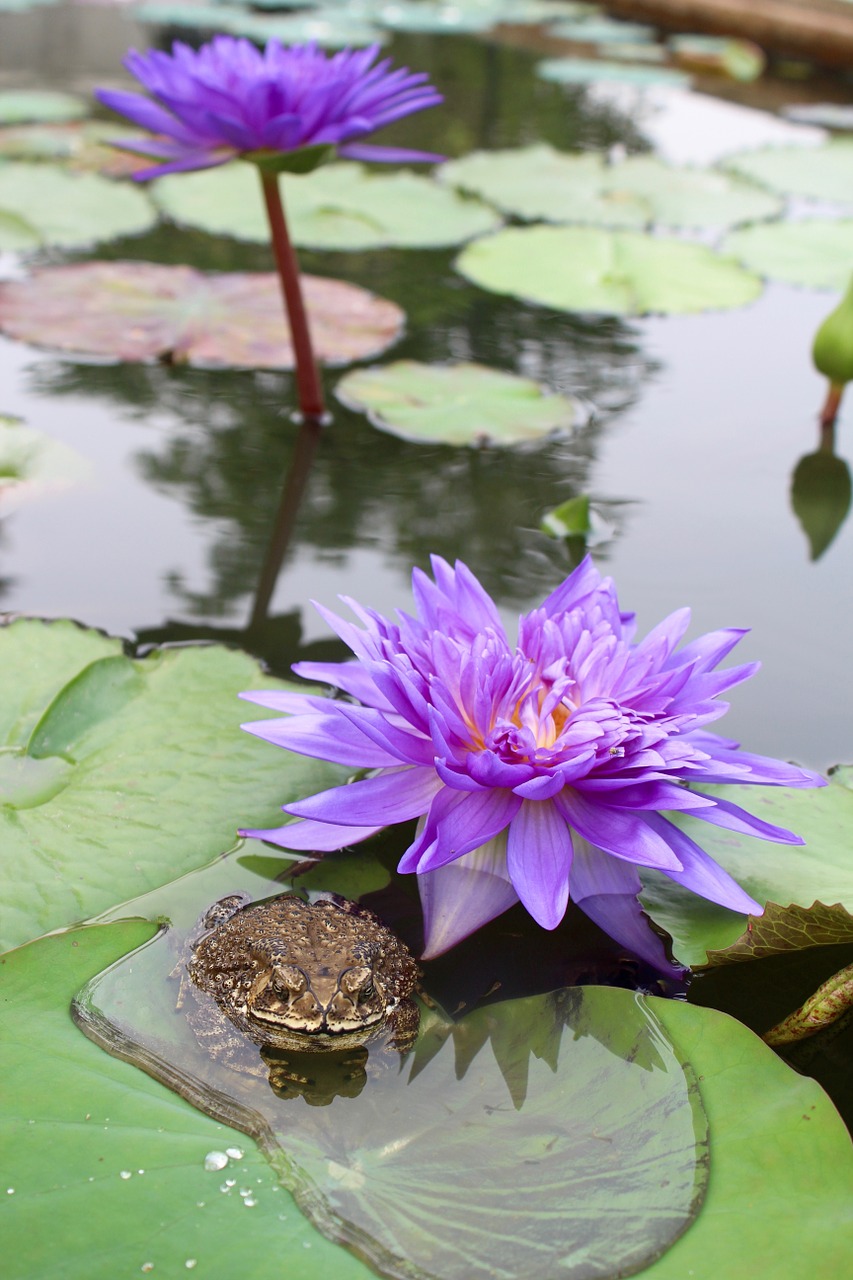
<box><xmin>440</xmin><ymin>146</ymin><xmax>781</xmax><ymax>230</ymax></box>
<box><xmin>4</xmin><ymin>908</ymin><xmax>851</xmax><ymax>1280</ymax></box>
<box><xmin>724</xmin><ymin>139</ymin><xmax>853</xmax><ymax>202</ymax></box>
<box><xmin>336</xmin><ymin>361</ymin><xmax>578</xmax><ymax>445</ymax></box>
<box><xmin>154</xmin><ymin>161</ymin><xmax>499</xmax><ymax>251</ymax></box>
<box><xmin>0</xmin><ymin>262</ymin><xmax>405</xmax><ymax>368</ymax></box>
<box><xmin>0</xmin><ymin>414</ymin><xmax>90</xmax><ymax>514</ymax></box>
<box><xmin>0</xmin><ymin>621</ymin><xmax>345</xmax><ymax>952</ymax></box>
<box><xmin>0</xmin><ymin>161</ymin><xmax>156</xmax><ymax>248</ymax></box>
<box><xmin>0</xmin><ymin>90</ymin><xmax>85</xmax><ymax>124</ymax></box>
<box><xmin>455</xmin><ymin>225</ymin><xmax>762</xmax><ymax>315</ymax></box>
<box><xmin>537</xmin><ymin>56</ymin><xmax>690</xmax><ymax>86</ymax></box>
<box><xmin>722</xmin><ymin>219</ymin><xmax>853</xmax><ymax>289</ymax></box>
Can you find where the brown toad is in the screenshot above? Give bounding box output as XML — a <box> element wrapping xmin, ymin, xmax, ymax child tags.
<box><xmin>183</xmin><ymin>892</ymin><xmax>420</xmax><ymax>1061</ymax></box>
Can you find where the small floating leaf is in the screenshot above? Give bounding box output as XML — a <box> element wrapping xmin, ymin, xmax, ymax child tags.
<box><xmin>456</xmin><ymin>225</ymin><xmax>762</xmax><ymax>315</ymax></box>
<box><xmin>0</xmin><ymin>414</ymin><xmax>90</xmax><ymax>514</ymax></box>
<box><xmin>537</xmin><ymin>56</ymin><xmax>690</xmax><ymax>86</ymax></box>
<box><xmin>548</xmin><ymin>17</ymin><xmax>657</xmax><ymax>43</ymax></box>
<box><xmin>336</xmin><ymin>361</ymin><xmax>578</xmax><ymax>445</ymax></box>
<box><xmin>668</xmin><ymin>35</ymin><xmax>766</xmax><ymax>81</ymax></box>
<box><xmin>0</xmin><ymin>89</ymin><xmax>85</xmax><ymax>125</ymax></box>
<box><xmin>154</xmin><ymin>161</ymin><xmax>499</xmax><ymax>250</ymax></box>
<box><xmin>0</xmin><ymin>161</ymin><xmax>156</xmax><ymax>248</ymax></box>
<box><xmin>0</xmin><ymin>262</ymin><xmax>404</xmax><ymax>368</ymax></box>
<box><xmin>722</xmin><ymin>219</ymin><xmax>853</xmax><ymax>289</ymax></box>
<box><xmin>724</xmin><ymin>139</ymin><xmax>853</xmax><ymax>202</ymax></box>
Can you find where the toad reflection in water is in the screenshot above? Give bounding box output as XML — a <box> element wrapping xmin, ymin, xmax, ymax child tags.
<box><xmin>175</xmin><ymin>892</ymin><xmax>420</xmax><ymax>1104</ymax></box>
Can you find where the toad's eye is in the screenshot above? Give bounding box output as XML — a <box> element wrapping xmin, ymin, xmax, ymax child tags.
<box><xmin>360</xmin><ymin>978</ymin><xmax>375</xmax><ymax>1001</ymax></box>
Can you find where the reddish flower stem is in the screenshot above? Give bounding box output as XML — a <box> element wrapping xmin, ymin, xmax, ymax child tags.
<box><xmin>259</xmin><ymin>169</ymin><xmax>326</xmax><ymax>424</ymax></box>
<box><xmin>819</xmin><ymin>381</ymin><xmax>844</xmax><ymax>430</ymax></box>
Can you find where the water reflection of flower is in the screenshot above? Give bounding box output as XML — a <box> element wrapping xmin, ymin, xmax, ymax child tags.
<box><xmin>240</xmin><ymin>557</ymin><xmax>823</xmax><ymax>968</ymax></box>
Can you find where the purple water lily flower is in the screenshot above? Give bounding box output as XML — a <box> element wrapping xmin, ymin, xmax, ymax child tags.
<box><xmin>240</xmin><ymin>557</ymin><xmax>823</xmax><ymax>968</ymax></box>
<box><xmin>96</xmin><ymin>36</ymin><xmax>444</xmax><ymax>179</ymax></box>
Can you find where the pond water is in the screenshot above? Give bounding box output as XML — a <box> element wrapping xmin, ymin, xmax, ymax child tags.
<box><xmin>2</xmin><ymin>5</ymin><xmax>853</xmax><ymax>1278</ymax></box>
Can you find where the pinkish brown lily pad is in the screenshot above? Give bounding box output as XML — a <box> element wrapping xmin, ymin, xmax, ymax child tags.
<box><xmin>0</xmin><ymin>261</ymin><xmax>404</xmax><ymax>368</ymax></box>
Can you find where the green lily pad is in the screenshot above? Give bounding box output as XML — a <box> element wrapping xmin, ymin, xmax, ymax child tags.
<box><xmin>0</xmin><ymin>620</ymin><xmax>345</xmax><ymax>952</ymax></box>
<box><xmin>537</xmin><ymin>56</ymin><xmax>690</xmax><ymax>86</ymax></box>
<box><xmin>0</xmin><ymin>209</ymin><xmax>39</xmax><ymax>251</ymax></box>
<box><xmin>439</xmin><ymin>146</ymin><xmax>649</xmax><ymax>228</ymax></box>
<box><xmin>335</xmin><ymin>361</ymin><xmax>579</xmax><ymax>445</ymax></box>
<box><xmin>724</xmin><ymin>139</ymin><xmax>853</xmax><ymax>202</ymax></box>
<box><xmin>0</xmin><ymin>262</ymin><xmax>405</xmax><ymax>368</ymax></box>
<box><xmin>3</xmin><ymin>913</ymin><xmax>850</xmax><ymax>1280</ymax></box>
<box><xmin>721</xmin><ymin>219</ymin><xmax>853</xmax><ymax>289</ymax></box>
<box><xmin>440</xmin><ymin>146</ymin><xmax>781</xmax><ymax>230</ymax></box>
<box><xmin>455</xmin><ymin>225</ymin><xmax>762</xmax><ymax>315</ymax></box>
<box><xmin>154</xmin><ymin>161</ymin><xmax>499</xmax><ymax>251</ymax></box>
<box><xmin>640</xmin><ymin>771</ymin><xmax>853</xmax><ymax>968</ymax></box>
<box><xmin>0</xmin><ymin>90</ymin><xmax>85</xmax><ymax>125</ymax></box>
<box><xmin>0</xmin><ymin>161</ymin><xmax>156</xmax><ymax>248</ymax></box>
<box><xmin>548</xmin><ymin>17</ymin><xmax>657</xmax><ymax>43</ymax></box>
<box><xmin>0</xmin><ymin>414</ymin><xmax>90</xmax><ymax>514</ymax></box>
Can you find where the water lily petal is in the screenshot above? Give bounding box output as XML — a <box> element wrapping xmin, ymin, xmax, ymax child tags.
<box><xmin>643</xmin><ymin>813</ymin><xmax>762</xmax><ymax>914</ymax></box>
<box><xmin>506</xmin><ymin>800</ymin><xmax>572</xmax><ymax>929</ymax></box>
<box><xmin>556</xmin><ymin>791</ymin><xmax>683</xmax><ymax>871</ymax></box>
<box><xmin>241</xmin><ymin>713</ymin><xmax>401</xmax><ymax>768</ymax></box>
<box><xmin>240</xmin><ymin>817</ymin><xmax>381</xmax><ymax>851</ymax></box>
<box><xmin>571</xmin><ymin>839</ymin><xmax>680</xmax><ymax>972</ymax></box>
<box><xmin>285</xmin><ymin>765</ymin><xmax>440</xmax><ymax>826</ymax></box>
<box><xmin>419</xmin><ymin>835</ymin><xmax>519</xmax><ymax>958</ymax></box>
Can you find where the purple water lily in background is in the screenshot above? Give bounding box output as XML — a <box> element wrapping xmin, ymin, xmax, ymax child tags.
<box><xmin>96</xmin><ymin>37</ymin><xmax>443</xmax><ymax>179</ymax></box>
<box><xmin>97</xmin><ymin>37</ymin><xmax>442</xmax><ymax>424</ymax></box>
<box><xmin>240</xmin><ymin>557</ymin><xmax>823</xmax><ymax>969</ymax></box>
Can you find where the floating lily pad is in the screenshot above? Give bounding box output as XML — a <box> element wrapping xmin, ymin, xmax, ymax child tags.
<box><xmin>722</xmin><ymin>219</ymin><xmax>853</xmax><ymax>289</ymax></box>
<box><xmin>0</xmin><ymin>121</ymin><xmax>144</xmax><ymax>175</ymax></box>
<box><xmin>0</xmin><ymin>262</ymin><xmax>405</xmax><ymax>368</ymax></box>
<box><xmin>440</xmin><ymin>146</ymin><xmax>781</xmax><ymax>230</ymax></box>
<box><xmin>537</xmin><ymin>56</ymin><xmax>690</xmax><ymax>87</ymax></box>
<box><xmin>336</xmin><ymin>361</ymin><xmax>578</xmax><ymax>445</ymax></box>
<box><xmin>0</xmin><ymin>620</ymin><xmax>346</xmax><ymax>952</ymax></box>
<box><xmin>0</xmin><ymin>209</ymin><xmax>39</xmax><ymax>251</ymax></box>
<box><xmin>455</xmin><ymin>225</ymin><xmax>762</xmax><ymax>315</ymax></box>
<box><xmin>640</xmin><ymin>771</ymin><xmax>853</xmax><ymax>967</ymax></box>
<box><xmin>783</xmin><ymin>102</ymin><xmax>853</xmax><ymax>131</ymax></box>
<box><xmin>724</xmin><ymin>139</ymin><xmax>853</xmax><ymax>202</ymax></box>
<box><xmin>549</xmin><ymin>17</ymin><xmax>657</xmax><ymax>43</ymax></box>
<box><xmin>0</xmin><ymin>161</ymin><xmax>156</xmax><ymax>248</ymax></box>
<box><xmin>154</xmin><ymin>161</ymin><xmax>499</xmax><ymax>251</ymax></box>
<box><xmin>0</xmin><ymin>90</ymin><xmax>84</xmax><ymax>124</ymax></box>
<box><xmin>0</xmin><ymin>414</ymin><xmax>90</xmax><ymax>514</ymax></box>
<box><xmin>439</xmin><ymin>146</ymin><xmax>648</xmax><ymax>228</ymax></box>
